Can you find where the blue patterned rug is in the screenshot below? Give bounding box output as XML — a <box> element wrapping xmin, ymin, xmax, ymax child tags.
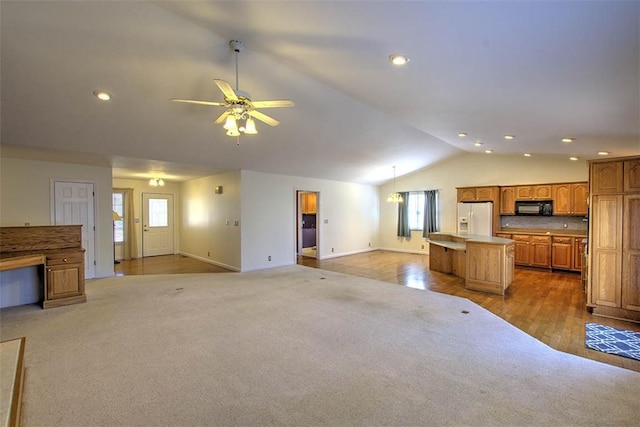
<box><xmin>585</xmin><ymin>323</ymin><xmax>640</xmax><ymax>361</ymax></box>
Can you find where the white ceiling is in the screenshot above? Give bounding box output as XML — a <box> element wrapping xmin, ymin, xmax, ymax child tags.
<box><xmin>1</xmin><ymin>1</ymin><xmax>638</xmax><ymax>185</ymax></box>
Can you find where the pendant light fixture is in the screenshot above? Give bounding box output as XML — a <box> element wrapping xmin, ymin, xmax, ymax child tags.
<box><xmin>386</xmin><ymin>166</ymin><xmax>403</xmax><ymax>203</ymax></box>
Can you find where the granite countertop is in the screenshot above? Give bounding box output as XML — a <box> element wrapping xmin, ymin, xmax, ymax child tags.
<box><xmin>497</xmin><ymin>228</ymin><xmax>587</xmax><ymax>237</ymax></box>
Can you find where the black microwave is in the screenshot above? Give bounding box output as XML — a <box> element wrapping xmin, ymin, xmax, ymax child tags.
<box><xmin>515</xmin><ymin>200</ymin><xmax>553</xmax><ymax>216</ymax></box>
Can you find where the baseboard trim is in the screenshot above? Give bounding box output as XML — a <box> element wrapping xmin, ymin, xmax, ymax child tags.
<box><xmin>177</xmin><ymin>252</ymin><xmax>240</xmax><ymax>272</ymax></box>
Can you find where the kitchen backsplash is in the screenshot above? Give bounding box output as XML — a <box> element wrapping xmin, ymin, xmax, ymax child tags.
<box><xmin>500</xmin><ymin>215</ymin><xmax>587</xmax><ymax>231</ymax></box>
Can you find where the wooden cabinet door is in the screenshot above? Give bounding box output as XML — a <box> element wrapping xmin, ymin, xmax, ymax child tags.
<box><xmin>513</xmin><ymin>235</ymin><xmax>530</xmax><ymax>265</ymax></box>
<box><xmin>551</xmin><ymin>237</ymin><xmax>572</xmax><ymax>269</ymax></box>
<box><xmin>516</xmin><ymin>186</ymin><xmax>533</xmax><ymax>199</ymax></box>
<box><xmin>624</xmin><ymin>158</ymin><xmax>640</xmax><ymax>193</ymax></box>
<box><xmin>530</xmin><ymin>236</ymin><xmax>551</xmax><ymax>268</ymax></box>
<box><xmin>553</xmin><ymin>184</ymin><xmax>571</xmax><ymax>215</ymax></box>
<box><xmin>591</xmin><ymin>161</ymin><xmax>623</xmax><ymax>194</ymax></box>
<box><xmin>571</xmin><ymin>183</ymin><xmax>588</xmax><ymax>215</ymax></box>
<box><xmin>622</xmin><ymin>194</ymin><xmax>640</xmax><ymax>311</ymax></box>
<box><xmin>475</xmin><ymin>187</ymin><xmax>496</xmax><ymax>201</ymax></box>
<box><xmin>533</xmin><ymin>185</ymin><xmax>552</xmax><ymax>199</ymax></box>
<box><xmin>47</xmin><ymin>264</ymin><xmax>83</xmax><ymax>299</ymax></box>
<box><xmin>458</xmin><ymin>188</ymin><xmax>476</xmax><ymax>202</ymax></box>
<box><xmin>500</xmin><ymin>187</ymin><xmax>516</xmax><ymax>214</ymax></box>
<box><xmin>573</xmin><ymin>237</ymin><xmax>586</xmax><ymax>271</ymax></box>
<box><xmin>590</xmin><ymin>195</ymin><xmax>623</xmax><ymax>307</ymax></box>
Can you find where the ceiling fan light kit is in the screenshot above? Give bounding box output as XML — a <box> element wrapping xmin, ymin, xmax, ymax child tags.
<box><xmin>171</xmin><ymin>40</ymin><xmax>294</xmax><ymax>142</ymax></box>
<box><xmin>387</xmin><ymin>166</ymin><xmax>403</xmax><ymax>203</ymax></box>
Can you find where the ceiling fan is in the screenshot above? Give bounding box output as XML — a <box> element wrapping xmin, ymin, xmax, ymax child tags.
<box><xmin>170</xmin><ymin>40</ymin><xmax>294</xmax><ymax>139</ymax></box>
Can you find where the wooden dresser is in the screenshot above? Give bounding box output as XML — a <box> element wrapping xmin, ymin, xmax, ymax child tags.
<box><xmin>0</xmin><ymin>225</ymin><xmax>86</xmax><ymax>309</ymax></box>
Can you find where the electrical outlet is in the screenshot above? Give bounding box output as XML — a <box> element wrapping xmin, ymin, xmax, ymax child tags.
<box><xmin>332</xmin><ymin>247</ymin><xmax>334</xmax><ymax>253</ymax></box>
<box><xmin>208</xmin><ymin>251</ymin><xmax>210</xmax><ymax>257</ymax></box>
<box><xmin>234</xmin><ymin>220</ymin><xmax>239</xmax><ymax>226</ymax></box>
<box><xmin>268</xmin><ymin>255</ymin><xmax>271</xmax><ymax>261</ymax></box>
<box><xmin>421</xmin><ymin>244</ymin><xmax>424</xmax><ymax>249</ymax></box>
<box><xmin>368</xmin><ymin>242</ymin><xmax>371</xmax><ymax>247</ymax></box>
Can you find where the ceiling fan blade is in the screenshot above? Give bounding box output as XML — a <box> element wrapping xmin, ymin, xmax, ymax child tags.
<box><xmin>251</xmin><ymin>100</ymin><xmax>295</xmax><ymax>108</ymax></box>
<box><xmin>214</xmin><ymin>110</ymin><xmax>230</xmax><ymax>124</ymax></box>
<box><xmin>249</xmin><ymin>110</ymin><xmax>280</xmax><ymax>126</ymax></box>
<box><xmin>214</xmin><ymin>79</ymin><xmax>238</xmax><ymax>101</ymax></box>
<box><xmin>170</xmin><ymin>98</ymin><xmax>226</xmax><ymax>107</ymax></box>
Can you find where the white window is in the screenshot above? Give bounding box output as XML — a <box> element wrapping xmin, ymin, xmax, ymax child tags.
<box><xmin>148</xmin><ymin>198</ymin><xmax>168</xmax><ymax>227</ymax></box>
<box><xmin>408</xmin><ymin>192</ymin><xmax>425</xmax><ymax>231</ymax></box>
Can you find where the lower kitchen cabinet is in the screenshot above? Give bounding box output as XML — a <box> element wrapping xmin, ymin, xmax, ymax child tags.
<box><xmin>551</xmin><ymin>237</ymin><xmax>573</xmax><ymax>270</ymax></box>
<box><xmin>530</xmin><ymin>236</ymin><xmax>551</xmax><ymax>268</ymax></box>
<box><xmin>513</xmin><ymin>234</ymin><xmax>551</xmax><ymax>268</ymax></box>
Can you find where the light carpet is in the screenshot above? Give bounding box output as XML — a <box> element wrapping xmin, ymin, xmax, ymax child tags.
<box><xmin>1</xmin><ymin>265</ymin><xmax>639</xmax><ymax>426</ymax></box>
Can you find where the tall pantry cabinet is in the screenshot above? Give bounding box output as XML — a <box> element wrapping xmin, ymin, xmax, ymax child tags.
<box><xmin>588</xmin><ymin>156</ymin><xmax>640</xmax><ymax>322</ymax></box>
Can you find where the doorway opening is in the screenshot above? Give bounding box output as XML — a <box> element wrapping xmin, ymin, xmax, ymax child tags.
<box><xmin>297</xmin><ymin>191</ymin><xmax>319</xmax><ymax>258</ymax></box>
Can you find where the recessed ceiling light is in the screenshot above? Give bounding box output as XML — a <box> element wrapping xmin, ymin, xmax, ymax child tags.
<box><xmin>524</xmin><ymin>153</ymin><xmax>532</xmax><ymax>157</ymax></box>
<box><xmin>598</xmin><ymin>151</ymin><xmax>610</xmax><ymax>156</ymax></box>
<box><xmin>504</xmin><ymin>135</ymin><xmax>515</xmax><ymax>140</ymax></box>
<box><xmin>93</xmin><ymin>90</ymin><xmax>112</xmax><ymax>101</ymax></box>
<box><xmin>389</xmin><ymin>54</ymin><xmax>410</xmax><ymax>66</ymax></box>
<box><xmin>569</xmin><ymin>156</ymin><xmax>579</xmax><ymax>161</ymax></box>
<box><xmin>485</xmin><ymin>149</ymin><xmax>493</xmax><ymax>154</ymax></box>
<box><xmin>474</xmin><ymin>142</ymin><xmax>483</xmax><ymax>147</ymax></box>
<box><xmin>458</xmin><ymin>132</ymin><xmax>467</xmax><ymax>137</ymax></box>
<box><xmin>561</xmin><ymin>137</ymin><xmax>575</xmax><ymax>143</ymax></box>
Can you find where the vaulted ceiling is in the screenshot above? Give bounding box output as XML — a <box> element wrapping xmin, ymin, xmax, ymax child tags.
<box><xmin>1</xmin><ymin>1</ymin><xmax>638</xmax><ymax>185</ymax></box>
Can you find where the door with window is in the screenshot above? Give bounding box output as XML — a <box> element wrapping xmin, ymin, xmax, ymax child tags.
<box><xmin>142</xmin><ymin>193</ymin><xmax>174</xmax><ymax>257</ymax></box>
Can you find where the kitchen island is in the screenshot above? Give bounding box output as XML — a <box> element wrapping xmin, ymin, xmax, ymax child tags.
<box><xmin>429</xmin><ymin>232</ymin><xmax>515</xmax><ymax>295</ymax></box>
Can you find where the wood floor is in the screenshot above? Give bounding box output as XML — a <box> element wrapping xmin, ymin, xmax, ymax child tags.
<box><xmin>115</xmin><ymin>252</ymin><xmax>640</xmax><ymax>373</ymax></box>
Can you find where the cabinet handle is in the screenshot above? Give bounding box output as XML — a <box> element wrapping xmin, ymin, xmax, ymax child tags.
<box><xmin>47</xmin><ymin>268</ymin><xmax>51</xmax><ymax>272</ymax></box>
<box><xmin>63</xmin><ymin>258</ymin><xmax>68</xmax><ymax>262</ymax></box>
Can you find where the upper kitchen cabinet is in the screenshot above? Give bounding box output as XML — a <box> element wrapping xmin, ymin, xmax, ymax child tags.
<box><xmin>591</xmin><ymin>161</ymin><xmax>623</xmax><ymax>194</ymax></box>
<box><xmin>552</xmin><ymin>183</ymin><xmax>588</xmax><ymax>216</ymax></box>
<box><xmin>499</xmin><ymin>187</ymin><xmax>516</xmax><ymax>215</ymax></box>
<box><xmin>624</xmin><ymin>158</ymin><xmax>640</xmax><ymax>192</ymax></box>
<box><xmin>515</xmin><ymin>185</ymin><xmax>553</xmax><ymax>200</ymax></box>
<box><xmin>301</xmin><ymin>192</ymin><xmax>317</xmax><ymax>214</ymax></box>
<box><xmin>457</xmin><ymin>186</ymin><xmax>499</xmax><ymax>202</ymax></box>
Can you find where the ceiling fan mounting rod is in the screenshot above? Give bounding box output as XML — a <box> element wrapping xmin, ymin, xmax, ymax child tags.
<box><xmin>229</xmin><ymin>40</ymin><xmax>244</xmax><ymax>91</ymax></box>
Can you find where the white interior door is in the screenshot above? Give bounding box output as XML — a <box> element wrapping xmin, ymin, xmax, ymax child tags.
<box><xmin>53</xmin><ymin>181</ymin><xmax>96</xmax><ymax>279</ymax></box>
<box><xmin>142</xmin><ymin>193</ymin><xmax>174</xmax><ymax>257</ymax></box>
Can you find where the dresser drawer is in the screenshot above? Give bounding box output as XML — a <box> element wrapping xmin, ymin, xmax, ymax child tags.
<box><xmin>46</xmin><ymin>252</ymin><xmax>84</xmax><ymax>266</ymax></box>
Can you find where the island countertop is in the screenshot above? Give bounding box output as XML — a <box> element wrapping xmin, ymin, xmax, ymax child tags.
<box><xmin>428</xmin><ymin>232</ymin><xmax>514</xmax><ymax>245</ymax></box>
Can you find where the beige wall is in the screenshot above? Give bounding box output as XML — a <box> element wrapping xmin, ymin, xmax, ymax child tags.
<box><xmin>240</xmin><ymin>170</ymin><xmax>379</xmax><ymax>271</ymax></box>
<box><xmin>378</xmin><ymin>153</ymin><xmax>589</xmax><ymax>252</ymax></box>
<box><xmin>178</xmin><ymin>171</ymin><xmax>242</xmax><ymax>271</ymax></box>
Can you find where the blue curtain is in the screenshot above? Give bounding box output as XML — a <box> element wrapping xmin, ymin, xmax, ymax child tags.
<box><xmin>422</xmin><ymin>190</ymin><xmax>438</xmax><ymax>237</ymax></box>
<box><xmin>396</xmin><ymin>192</ymin><xmax>411</xmax><ymax>237</ymax></box>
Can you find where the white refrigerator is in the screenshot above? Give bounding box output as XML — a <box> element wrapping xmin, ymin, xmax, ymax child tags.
<box><xmin>457</xmin><ymin>202</ymin><xmax>493</xmax><ymax>236</ymax></box>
